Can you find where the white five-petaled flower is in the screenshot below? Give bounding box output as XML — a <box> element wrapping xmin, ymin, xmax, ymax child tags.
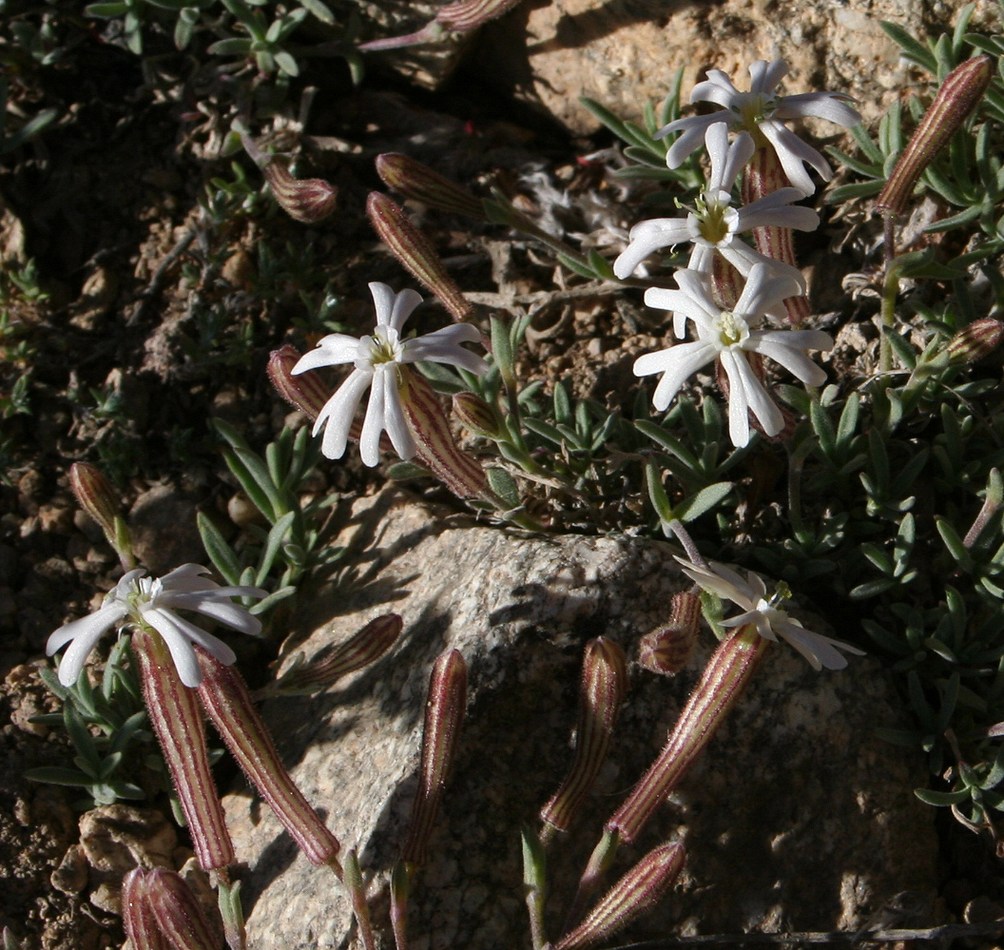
<box><xmin>677</xmin><ymin>557</ymin><xmax>865</xmax><ymax>671</ymax></box>
<box><xmin>292</xmin><ymin>282</ymin><xmax>488</xmax><ymax>467</ymax></box>
<box><xmin>47</xmin><ymin>565</ymin><xmax>267</xmax><ymax>688</ymax></box>
<box><xmin>658</xmin><ymin>59</ymin><xmax>861</xmax><ymax>196</ymax></box>
<box><xmin>637</xmin><ymin>263</ymin><xmax>832</xmax><ymax>447</ymax></box>
<box><xmin>614</xmin><ymin>125</ymin><xmax>818</xmax><ymax>281</ymax></box>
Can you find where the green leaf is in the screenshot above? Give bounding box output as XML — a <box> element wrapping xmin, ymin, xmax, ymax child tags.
<box><xmin>914</xmin><ymin>786</ymin><xmax>971</xmax><ymax>806</ymax></box>
<box><xmin>24</xmin><ymin>767</ymin><xmax>99</xmax><ymax>788</ymax></box>
<box><xmin>299</xmin><ymin>0</ymin><xmax>334</xmax><ymax>23</ymax></box>
<box><xmin>879</xmin><ymin>21</ymin><xmax>937</xmax><ymax>73</ymax></box>
<box><xmin>675</xmin><ymin>482</ymin><xmax>733</xmax><ymax>522</ymax></box>
<box><xmin>487</xmin><ymin>467</ymin><xmax>521</xmax><ymax>509</ymax></box>
<box><xmin>197</xmin><ymin>512</ymin><xmax>244</xmax><ymax>585</ymax></box>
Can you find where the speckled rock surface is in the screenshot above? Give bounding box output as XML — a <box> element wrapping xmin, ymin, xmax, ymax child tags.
<box><xmin>223</xmin><ymin>487</ymin><xmax>937</xmax><ymax>948</ymax></box>
<box><xmin>470</xmin><ymin>0</ymin><xmax>995</xmax><ymax>134</ymax></box>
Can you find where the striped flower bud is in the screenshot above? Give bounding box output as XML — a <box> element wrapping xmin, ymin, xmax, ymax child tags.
<box><xmin>267</xmin><ymin>345</ymin><xmax>330</xmax><ymax>420</ymax></box>
<box><xmin>68</xmin><ymin>462</ymin><xmax>135</xmax><ymax>569</ymax></box>
<box><xmin>435</xmin><ymin>0</ymin><xmax>525</xmax><ymax>31</ymax></box>
<box><xmin>239</xmin><ymin>127</ymin><xmax>337</xmax><ymax>224</ymax></box>
<box><xmin>376</xmin><ymin>153</ymin><xmax>485</xmax><ymax>220</ymax></box>
<box><xmin>267</xmin><ymin>614</ymin><xmax>403</xmax><ymax>696</ymax></box>
<box><xmin>366</xmin><ymin>192</ymin><xmax>474</xmax><ymax>321</ymax></box>
<box><xmin>195</xmin><ymin>648</ymin><xmax>341</xmax><ymax>867</ymax></box>
<box><xmin>452</xmin><ymin>391</ymin><xmax>502</xmax><ymax>439</ymax></box>
<box><xmin>876</xmin><ymin>55</ymin><xmax>992</xmax><ymax>216</ymax></box>
<box><xmin>402</xmin><ymin>650</ymin><xmax>468</xmax><ymax>866</ymax></box>
<box><xmin>142</xmin><ymin>868</ymin><xmax>220</xmax><ymax>950</ymax></box>
<box><xmin>122</xmin><ymin>868</ymin><xmax>169</xmax><ymax>950</ymax></box>
<box><xmin>608</xmin><ymin>625</ymin><xmax>768</xmax><ymax>844</ymax></box>
<box><xmin>399</xmin><ymin>371</ymin><xmax>491</xmax><ymax>500</ymax></box>
<box><xmin>638</xmin><ymin>591</ymin><xmax>701</xmax><ymax>676</ymax></box>
<box><xmin>262</xmin><ymin>161</ymin><xmax>338</xmax><ymax>224</ymax></box>
<box><xmin>946</xmin><ymin>316</ymin><xmax>1004</xmax><ymax>365</ymax></box>
<box><xmin>131</xmin><ymin>628</ymin><xmax>236</xmax><ymax>871</ymax></box>
<box><xmin>554</xmin><ymin>842</ymin><xmax>686</xmax><ymax>950</ymax></box>
<box><xmin>540</xmin><ymin>638</ymin><xmax>627</xmax><ymax>834</ymax></box>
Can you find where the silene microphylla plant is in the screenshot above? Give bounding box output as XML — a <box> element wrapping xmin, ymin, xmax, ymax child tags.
<box><xmin>38</xmin><ymin>14</ymin><xmax>1004</xmax><ymax>946</ymax></box>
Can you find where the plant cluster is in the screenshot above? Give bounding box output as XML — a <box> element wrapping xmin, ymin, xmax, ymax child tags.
<box><xmin>16</xmin><ymin>0</ymin><xmax>1004</xmax><ymax>948</ymax></box>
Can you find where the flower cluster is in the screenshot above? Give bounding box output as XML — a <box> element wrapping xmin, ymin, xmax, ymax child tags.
<box><xmin>620</xmin><ymin>59</ymin><xmax>860</xmax><ymax>449</ymax></box>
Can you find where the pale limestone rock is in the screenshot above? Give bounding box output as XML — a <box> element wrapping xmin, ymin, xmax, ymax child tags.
<box><xmin>472</xmin><ymin>0</ymin><xmax>996</xmax><ymax>134</ymax></box>
<box><xmin>224</xmin><ymin>488</ymin><xmax>936</xmax><ymax>948</ymax></box>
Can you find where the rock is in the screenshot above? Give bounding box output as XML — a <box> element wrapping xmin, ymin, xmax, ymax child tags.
<box><xmin>224</xmin><ymin>487</ymin><xmax>937</xmax><ymax>948</ymax></box>
<box><xmin>471</xmin><ymin>0</ymin><xmax>996</xmax><ymax>134</ymax></box>
<box><xmin>129</xmin><ymin>484</ymin><xmax>204</xmax><ymax>574</ymax></box>
<box><xmin>77</xmin><ymin>804</ymin><xmax>178</xmax><ymax>913</ymax></box>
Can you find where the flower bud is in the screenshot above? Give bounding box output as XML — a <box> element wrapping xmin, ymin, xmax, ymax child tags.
<box><xmin>143</xmin><ymin>868</ymin><xmax>220</xmax><ymax>950</ymax></box>
<box><xmin>554</xmin><ymin>842</ymin><xmax>686</xmax><ymax>950</ymax></box>
<box><xmin>638</xmin><ymin>591</ymin><xmax>701</xmax><ymax>676</ymax></box>
<box><xmin>876</xmin><ymin>55</ymin><xmax>992</xmax><ymax>216</ymax></box>
<box><xmin>366</xmin><ymin>192</ymin><xmax>474</xmax><ymax>321</ymax></box>
<box><xmin>435</xmin><ymin>0</ymin><xmax>525</xmax><ymax>32</ymax></box>
<box><xmin>452</xmin><ymin>391</ymin><xmax>501</xmax><ymax>439</ymax></box>
<box><xmin>946</xmin><ymin>317</ymin><xmax>1004</xmax><ymax>365</ymax></box>
<box><xmin>268</xmin><ymin>345</ymin><xmax>330</xmax><ymax>420</ymax></box>
<box><xmin>540</xmin><ymin>638</ymin><xmax>627</xmax><ymax>834</ymax></box>
<box><xmin>195</xmin><ymin>648</ymin><xmax>340</xmax><ymax>866</ymax></box>
<box><xmin>402</xmin><ymin>650</ymin><xmax>468</xmax><ymax>866</ymax></box>
<box><xmin>68</xmin><ymin>462</ymin><xmax>135</xmax><ymax>569</ymax></box>
<box><xmin>376</xmin><ymin>153</ymin><xmax>484</xmax><ymax>220</ymax></box>
<box><xmin>131</xmin><ymin>629</ymin><xmax>236</xmax><ymax>871</ymax></box>
<box><xmin>263</xmin><ymin>161</ymin><xmax>338</xmax><ymax>224</ymax></box>
<box><xmin>608</xmin><ymin>625</ymin><xmax>768</xmax><ymax>844</ymax></box>
<box><xmin>122</xmin><ymin>868</ymin><xmax>169</xmax><ymax>950</ymax></box>
<box><xmin>268</xmin><ymin>614</ymin><xmax>403</xmax><ymax>696</ymax></box>
<box><xmin>399</xmin><ymin>370</ymin><xmax>490</xmax><ymax>500</ymax></box>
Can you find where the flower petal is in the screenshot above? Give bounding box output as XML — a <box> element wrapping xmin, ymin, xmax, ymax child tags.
<box><xmin>634</xmin><ymin>340</ymin><xmax>718</xmax><ymax>412</ymax></box>
<box><xmin>143</xmin><ymin>608</ymin><xmax>238</xmax><ymax>687</ymax></box>
<box><xmin>384</xmin><ymin>371</ymin><xmax>417</xmax><ymax>460</ymax></box>
<box><xmin>747</xmin><ymin>331</ymin><xmax>832</xmax><ymax>386</ymax></box>
<box><xmin>735</xmin><ymin>189</ymin><xmax>819</xmax><ymax>232</ymax></box>
<box><xmin>614</xmin><ymin>218</ymin><xmax>691</xmax><ymax>278</ymax></box>
<box><xmin>403</xmin><ymin>324</ymin><xmax>488</xmax><ymax>375</ymax></box>
<box><xmin>758</xmin><ymin>121</ymin><xmax>830</xmax><ymax>195</ymax></box>
<box><xmin>660</xmin><ymin>114</ymin><xmax>730</xmax><ymax>167</ymax></box>
<box><xmin>292</xmin><ymin>334</ymin><xmax>361</xmax><ymax>373</ymax></box>
<box><xmin>359</xmin><ymin>367</ymin><xmax>389</xmax><ymax>468</ymax></box>
<box><xmin>314</xmin><ymin>368</ymin><xmax>373</xmax><ymax>460</ymax></box>
<box><xmin>386</xmin><ymin>285</ymin><xmax>424</xmax><ymax>333</ymax></box>
<box><xmin>48</xmin><ymin>603</ymin><xmax>130</xmax><ymax>686</ymax></box>
<box><xmin>775</xmin><ymin>92</ymin><xmax>861</xmax><ymax>127</ymax></box>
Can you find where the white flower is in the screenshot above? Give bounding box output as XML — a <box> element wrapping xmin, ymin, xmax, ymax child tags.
<box><xmin>677</xmin><ymin>557</ymin><xmax>865</xmax><ymax>671</ymax></box>
<box><xmin>47</xmin><ymin>565</ymin><xmax>267</xmax><ymax>688</ymax></box>
<box><xmin>658</xmin><ymin>59</ymin><xmax>861</xmax><ymax>196</ymax></box>
<box><xmin>293</xmin><ymin>282</ymin><xmax>487</xmax><ymax>467</ymax></box>
<box><xmin>614</xmin><ymin>125</ymin><xmax>818</xmax><ymax>281</ymax></box>
<box><xmin>636</xmin><ymin>263</ymin><xmax>832</xmax><ymax>447</ymax></box>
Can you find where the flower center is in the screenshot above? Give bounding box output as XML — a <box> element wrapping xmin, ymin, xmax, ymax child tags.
<box><xmin>367</xmin><ymin>326</ymin><xmax>404</xmax><ymax>366</ymax></box>
<box><xmin>730</xmin><ymin>91</ymin><xmax>776</xmax><ymax>131</ymax></box>
<box><xmin>715</xmin><ymin>310</ymin><xmax>750</xmax><ymax>348</ymax></box>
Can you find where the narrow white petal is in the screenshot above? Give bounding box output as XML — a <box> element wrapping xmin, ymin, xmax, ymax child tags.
<box><xmin>387</xmin><ymin>287</ymin><xmax>424</xmax><ymax>333</ymax></box>
<box><xmin>186</xmin><ymin>600</ymin><xmax>263</xmax><ymax>636</ymax></box>
<box><xmin>314</xmin><ymin>369</ymin><xmax>373</xmax><ymax>460</ymax></box>
<box><xmin>144</xmin><ymin>608</ymin><xmax>237</xmax><ymax>686</ymax></box>
<box><xmin>691</xmin><ymin>70</ymin><xmax>741</xmax><ymax>105</ymax></box>
<box><xmin>403</xmin><ymin>325</ymin><xmax>488</xmax><ymax>374</ymax></box>
<box><xmin>292</xmin><ymin>334</ymin><xmax>361</xmax><ymax>373</ymax></box>
<box><xmin>359</xmin><ymin>368</ymin><xmax>388</xmax><ymax>467</ymax></box>
<box><xmin>368</xmin><ymin>282</ymin><xmax>397</xmax><ymax>327</ymax></box>
<box><xmin>384</xmin><ymin>377</ymin><xmax>417</xmax><ymax>460</ymax></box>
<box><xmin>614</xmin><ymin>218</ymin><xmax>691</xmax><ymax>278</ymax></box>
<box><xmin>734</xmin><ymin>262</ymin><xmax>803</xmax><ymax>317</ymax></box>
<box><xmin>718</xmin><ymin>132</ymin><xmax>756</xmax><ymax>193</ymax></box>
<box><xmin>660</xmin><ymin>114</ymin><xmax>728</xmax><ymax>166</ymax></box>
<box><xmin>751</xmin><ymin>59</ymin><xmax>787</xmax><ymax>95</ymax></box>
<box><xmin>677</xmin><ymin>558</ymin><xmax>756</xmax><ymax>608</ymax></box>
<box><xmin>722</xmin><ymin>350</ymin><xmax>784</xmax><ymax>441</ymax></box>
<box><xmin>704</xmin><ymin>123</ymin><xmax>731</xmax><ymax>190</ymax></box>
<box><xmin>748</xmin><ymin>332</ymin><xmax>832</xmax><ymax>385</ymax></box>
<box><xmin>47</xmin><ymin>602</ymin><xmax>128</xmax><ymax>655</ymax></box>
<box><xmin>635</xmin><ymin>341</ymin><xmax>718</xmax><ymax>412</ymax></box>
<box><xmin>49</xmin><ymin>605</ymin><xmax>129</xmax><ymax>686</ymax></box>
<box><xmin>736</xmin><ymin>190</ymin><xmax>819</xmax><ymax>232</ymax></box>
<box><xmin>758</xmin><ymin>122</ymin><xmax>829</xmax><ymax>195</ymax></box>
<box><xmin>776</xmin><ymin>92</ymin><xmax>861</xmax><ymax>127</ymax></box>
